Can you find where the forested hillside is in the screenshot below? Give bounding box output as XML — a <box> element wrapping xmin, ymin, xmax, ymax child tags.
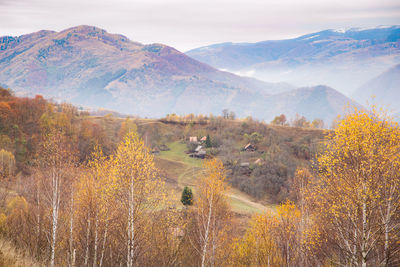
<box><xmin>0</xmin><ymin>89</ymin><xmax>399</xmax><ymax>266</ymax></box>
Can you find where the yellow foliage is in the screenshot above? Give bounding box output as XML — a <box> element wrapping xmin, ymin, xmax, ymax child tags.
<box><xmin>232</xmin><ymin>212</ymin><xmax>282</xmax><ymax>266</ymax></box>
<box><xmin>307</xmin><ymin>107</ymin><xmax>400</xmax><ymax>265</ymax></box>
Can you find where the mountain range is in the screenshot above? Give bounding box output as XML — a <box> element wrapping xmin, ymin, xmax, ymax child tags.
<box><xmin>186</xmin><ymin>26</ymin><xmax>400</xmax><ymax>95</ymax></box>
<box><xmin>0</xmin><ymin>25</ymin><xmax>363</xmax><ymax>123</ymax></box>
<box><xmin>353</xmin><ymin>63</ymin><xmax>400</xmax><ymax>114</ymax></box>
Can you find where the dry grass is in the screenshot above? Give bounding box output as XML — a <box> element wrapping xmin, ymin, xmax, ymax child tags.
<box><xmin>0</xmin><ymin>238</ymin><xmax>44</xmax><ymax>267</ymax></box>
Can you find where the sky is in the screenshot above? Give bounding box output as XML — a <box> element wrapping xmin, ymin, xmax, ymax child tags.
<box><xmin>0</xmin><ymin>0</ymin><xmax>399</xmax><ymax>52</ymax></box>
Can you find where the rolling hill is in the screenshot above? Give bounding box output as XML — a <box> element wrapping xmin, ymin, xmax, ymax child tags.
<box><xmin>186</xmin><ymin>26</ymin><xmax>400</xmax><ymax>94</ymax></box>
<box><xmin>353</xmin><ymin>64</ymin><xmax>400</xmax><ymax>113</ymax></box>
<box><xmin>0</xmin><ymin>26</ymin><xmax>359</xmax><ymax>123</ymax></box>
<box><xmin>254</xmin><ymin>85</ymin><xmax>361</xmax><ymax>124</ymax></box>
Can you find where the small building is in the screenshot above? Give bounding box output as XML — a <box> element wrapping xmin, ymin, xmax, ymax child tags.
<box><xmin>189</xmin><ymin>136</ymin><xmax>198</xmax><ymax>143</ymax></box>
<box><xmin>200</xmin><ymin>136</ymin><xmax>207</xmax><ymax>142</ymax></box>
<box><xmin>159</xmin><ymin>144</ymin><xmax>170</xmax><ymax>151</ymax></box>
<box><xmin>244</xmin><ymin>143</ymin><xmax>256</xmax><ymax>152</ymax></box>
<box><xmin>254</xmin><ymin>158</ymin><xmax>263</xmax><ymax>165</ymax></box>
<box><xmin>240</xmin><ymin>162</ymin><xmax>250</xmax><ymax>167</ymax></box>
<box><xmin>151</xmin><ymin>149</ymin><xmax>160</xmax><ymax>155</ymax></box>
<box><xmin>190</xmin><ymin>148</ymin><xmax>207</xmax><ymax>159</ymax></box>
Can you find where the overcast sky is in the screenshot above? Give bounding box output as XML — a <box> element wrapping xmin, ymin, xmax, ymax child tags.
<box><xmin>0</xmin><ymin>0</ymin><xmax>399</xmax><ymax>51</ymax></box>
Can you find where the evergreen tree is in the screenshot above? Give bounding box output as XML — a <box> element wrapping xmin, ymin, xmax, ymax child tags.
<box><xmin>181</xmin><ymin>186</ymin><xmax>193</xmax><ymax>206</ymax></box>
<box><xmin>205</xmin><ymin>134</ymin><xmax>212</xmax><ymax>148</ymax></box>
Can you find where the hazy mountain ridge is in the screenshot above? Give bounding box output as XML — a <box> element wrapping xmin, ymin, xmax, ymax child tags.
<box><xmin>0</xmin><ymin>26</ymin><xmax>296</xmax><ymax>116</ymax></box>
<box><xmin>353</xmin><ymin>63</ymin><xmax>400</xmax><ymax>113</ymax></box>
<box><xmin>186</xmin><ymin>26</ymin><xmax>400</xmax><ymax>94</ymax></box>
<box><xmin>0</xmin><ymin>26</ymin><xmax>358</xmax><ymax>123</ymax></box>
<box><xmin>255</xmin><ymin>85</ymin><xmax>361</xmax><ymax>124</ymax></box>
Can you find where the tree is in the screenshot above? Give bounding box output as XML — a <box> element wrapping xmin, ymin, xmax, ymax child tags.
<box><xmin>222</xmin><ymin>109</ymin><xmax>229</xmax><ymax>119</ymax></box>
<box><xmin>0</xmin><ymin>149</ymin><xmax>15</xmax><ymax>179</ymax></box>
<box><xmin>205</xmin><ymin>134</ymin><xmax>212</xmax><ymax>148</ymax></box>
<box><xmin>191</xmin><ymin>158</ymin><xmax>233</xmax><ymax>267</ymax></box>
<box><xmin>311</xmin><ymin>118</ymin><xmax>324</xmax><ymax>129</ymax></box>
<box><xmin>119</xmin><ymin>118</ymin><xmax>138</xmax><ymax>140</ymax></box>
<box><xmin>232</xmin><ymin>212</ymin><xmax>282</xmax><ymax>266</ymax></box>
<box><xmin>292</xmin><ymin>114</ymin><xmax>310</xmax><ymax>128</ymax></box>
<box><xmin>271</xmin><ymin>114</ymin><xmax>287</xmax><ymax>126</ymax></box>
<box><xmin>74</xmin><ymin>147</ymin><xmax>113</xmax><ymax>267</ymax></box>
<box><xmin>37</xmin><ymin>129</ymin><xmax>77</xmax><ymax>267</ymax></box>
<box><xmin>244</xmin><ymin>132</ymin><xmax>263</xmax><ymax>145</ymax></box>
<box><xmin>112</xmin><ymin>131</ymin><xmax>164</xmax><ymax>267</ymax></box>
<box><xmin>306</xmin><ymin>107</ymin><xmax>400</xmax><ymax>266</ymax></box>
<box><xmin>181</xmin><ymin>186</ymin><xmax>194</xmax><ymax>206</ymax></box>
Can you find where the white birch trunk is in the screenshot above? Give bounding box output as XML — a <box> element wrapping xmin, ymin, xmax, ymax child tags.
<box><xmin>93</xmin><ymin>212</ymin><xmax>99</xmax><ymax>267</ymax></box>
<box><xmin>69</xmin><ymin>188</ymin><xmax>75</xmax><ymax>267</ymax></box>
<box><xmin>99</xmin><ymin>222</ymin><xmax>108</xmax><ymax>267</ymax></box>
<box><xmin>36</xmin><ymin>181</ymin><xmax>41</xmax><ymax>257</ymax></box>
<box><xmin>127</xmin><ymin>176</ymin><xmax>135</xmax><ymax>267</ymax></box>
<box><xmin>85</xmin><ymin>214</ymin><xmax>91</xmax><ymax>266</ymax></box>
<box><xmin>201</xmin><ymin>194</ymin><xmax>213</xmax><ymax>267</ymax></box>
<box><xmin>50</xmin><ymin>170</ymin><xmax>60</xmax><ymax>267</ymax></box>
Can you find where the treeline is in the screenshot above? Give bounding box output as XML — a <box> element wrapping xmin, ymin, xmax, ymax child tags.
<box><xmin>1</xmin><ymin>128</ymin><xmax>236</xmax><ymax>266</ymax></box>
<box><xmin>161</xmin><ymin>111</ymin><xmax>325</xmax><ymax>129</ymax></box>
<box><xmin>0</xmin><ymin>89</ymin><xmax>399</xmax><ymax>266</ymax></box>
<box><xmin>0</xmin><ymin>87</ymin><xmax>123</xmax><ymax>177</ymax></box>
<box><xmin>1</xmin><ymin>108</ymin><xmax>399</xmax><ymax>266</ymax></box>
<box><xmin>271</xmin><ymin>114</ymin><xmax>325</xmax><ymax>129</ymax></box>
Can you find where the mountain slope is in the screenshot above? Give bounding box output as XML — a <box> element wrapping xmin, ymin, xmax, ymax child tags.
<box><xmin>0</xmin><ymin>26</ymin><xmax>359</xmax><ymax>123</ymax></box>
<box><xmin>0</xmin><ymin>25</ymin><xmax>294</xmax><ymax>117</ymax></box>
<box><xmin>256</xmin><ymin>85</ymin><xmax>361</xmax><ymax>124</ymax></box>
<box><xmin>353</xmin><ymin>64</ymin><xmax>400</xmax><ymax>112</ymax></box>
<box><xmin>186</xmin><ymin>26</ymin><xmax>400</xmax><ymax>94</ymax></box>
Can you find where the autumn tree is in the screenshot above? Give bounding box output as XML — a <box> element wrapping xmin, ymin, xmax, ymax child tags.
<box><xmin>292</xmin><ymin>114</ymin><xmax>310</xmax><ymax>128</ymax></box>
<box><xmin>36</xmin><ymin>129</ymin><xmax>77</xmax><ymax>267</ymax></box>
<box><xmin>311</xmin><ymin>118</ymin><xmax>324</xmax><ymax>129</ymax></box>
<box><xmin>119</xmin><ymin>118</ymin><xmax>137</xmax><ymax>140</ymax></box>
<box><xmin>307</xmin><ymin>107</ymin><xmax>400</xmax><ymax>266</ymax></box>
<box><xmin>145</xmin><ymin>208</ymin><xmax>186</xmax><ymax>267</ymax></box>
<box><xmin>0</xmin><ymin>149</ymin><xmax>15</xmax><ymax>179</ymax></box>
<box><xmin>73</xmin><ymin>147</ymin><xmax>113</xmax><ymax>267</ymax></box>
<box><xmin>112</xmin><ymin>131</ymin><xmax>164</xmax><ymax>266</ymax></box>
<box><xmin>232</xmin><ymin>212</ymin><xmax>282</xmax><ymax>266</ymax></box>
<box><xmin>271</xmin><ymin>114</ymin><xmax>287</xmax><ymax>126</ymax></box>
<box><xmin>190</xmin><ymin>158</ymin><xmax>233</xmax><ymax>267</ymax></box>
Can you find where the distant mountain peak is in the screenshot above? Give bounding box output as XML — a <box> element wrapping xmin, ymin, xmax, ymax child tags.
<box><xmin>186</xmin><ymin>25</ymin><xmax>400</xmax><ymax>95</ymax></box>
<box><xmin>0</xmin><ymin>26</ymin><xmax>361</xmax><ymax>123</ymax></box>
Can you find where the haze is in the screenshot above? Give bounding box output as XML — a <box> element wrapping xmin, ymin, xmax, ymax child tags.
<box><xmin>0</xmin><ymin>0</ymin><xmax>399</xmax><ymax>51</ymax></box>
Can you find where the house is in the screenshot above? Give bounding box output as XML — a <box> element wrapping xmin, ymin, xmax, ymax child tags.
<box><xmin>151</xmin><ymin>148</ymin><xmax>160</xmax><ymax>155</ymax></box>
<box><xmin>190</xmin><ymin>147</ymin><xmax>207</xmax><ymax>159</ymax></box>
<box><xmin>244</xmin><ymin>143</ymin><xmax>256</xmax><ymax>151</ymax></box>
<box><xmin>254</xmin><ymin>158</ymin><xmax>263</xmax><ymax>165</ymax></box>
<box><xmin>240</xmin><ymin>162</ymin><xmax>250</xmax><ymax>167</ymax></box>
<box><xmin>200</xmin><ymin>136</ymin><xmax>207</xmax><ymax>142</ymax></box>
<box><xmin>189</xmin><ymin>136</ymin><xmax>198</xmax><ymax>143</ymax></box>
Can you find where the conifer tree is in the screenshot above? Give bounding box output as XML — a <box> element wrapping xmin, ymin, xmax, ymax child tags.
<box><xmin>181</xmin><ymin>186</ymin><xmax>193</xmax><ymax>206</ymax></box>
<box><xmin>205</xmin><ymin>134</ymin><xmax>212</xmax><ymax>148</ymax></box>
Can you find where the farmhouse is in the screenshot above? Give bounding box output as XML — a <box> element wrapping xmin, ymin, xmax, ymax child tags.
<box><xmin>243</xmin><ymin>143</ymin><xmax>256</xmax><ymax>151</ymax></box>
<box><xmin>190</xmin><ymin>145</ymin><xmax>207</xmax><ymax>159</ymax></box>
<box><xmin>189</xmin><ymin>136</ymin><xmax>198</xmax><ymax>143</ymax></box>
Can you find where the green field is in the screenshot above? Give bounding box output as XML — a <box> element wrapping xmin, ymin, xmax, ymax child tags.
<box><xmin>155</xmin><ymin>141</ymin><xmax>269</xmax><ymax>215</ymax></box>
